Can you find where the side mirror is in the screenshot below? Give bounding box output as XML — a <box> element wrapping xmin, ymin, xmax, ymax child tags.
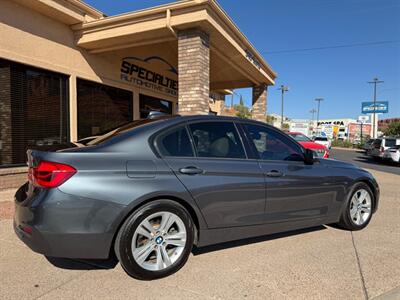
<box><xmin>304</xmin><ymin>148</ymin><xmax>315</xmax><ymax>165</ymax></box>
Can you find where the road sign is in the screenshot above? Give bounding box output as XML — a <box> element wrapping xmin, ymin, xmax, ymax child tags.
<box><xmin>361</xmin><ymin>101</ymin><xmax>388</xmax><ymax>114</ymax></box>
<box><xmin>358</xmin><ymin>115</ymin><xmax>369</xmax><ymax>123</ymax></box>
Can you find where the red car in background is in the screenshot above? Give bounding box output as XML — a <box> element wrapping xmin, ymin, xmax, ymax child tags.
<box><xmin>288</xmin><ymin>132</ymin><xmax>330</xmax><ymax>158</ymax></box>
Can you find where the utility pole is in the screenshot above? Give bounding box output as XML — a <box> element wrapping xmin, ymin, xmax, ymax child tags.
<box><xmin>368</xmin><ymin>78</ymin><xmax>384</xmax><ymax>138</ymax></box>
<box><xmin>315</xmin><ymin>98</ymin><xmax>324</xmax><ymax>132</ymax></box>
<box><xmin>278</xmin><ymin>85</ymin><xmax>289</xmax><ymax>130</ymax></box>
<box><xmin>310</xmin><ymin>108</ymin><xmax>316</xmax><ymax>134</ymax></box>
<box><xmin>310</xmin><ymin>108</ymin><xmax>316</xmax><ymax>123</ymax></box>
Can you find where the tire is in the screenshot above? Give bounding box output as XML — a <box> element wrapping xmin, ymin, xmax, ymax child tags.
<box><xmin>336</xmin><ymin>182</ymin><xmax>374</xmax><ymax>231</ymax></box>
<box><xmin>114</xmin><ymin>199</ymin><xmax>195</xmax><ymax>280</ymax></box>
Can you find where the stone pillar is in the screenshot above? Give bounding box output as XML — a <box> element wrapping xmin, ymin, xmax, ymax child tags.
<box><xmin>178</xmin><ymin>29</ymin><xmax>210</xmax><ymax>115</ymax></box>
<box><xmin>252</xmin><ymin>84</ymin><xmax>267</xmax><ymax>122</ymax></box>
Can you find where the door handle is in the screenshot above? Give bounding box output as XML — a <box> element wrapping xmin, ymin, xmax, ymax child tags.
<box><xmin>179</xmin><ymin>166</ymin><xmax>203</xmax><ymax>175</ymax></box>
<box><xmin>266</xmin><ymin>170</ymin><xmax>283</xmax><ymax>177</ymax></box>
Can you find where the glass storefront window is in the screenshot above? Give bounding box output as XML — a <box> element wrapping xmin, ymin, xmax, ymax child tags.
<box><xmin>77</xmin><ymin>79</ymin><xmax>133</xmax><ymax>140</ymax></box>
<box><xmin>139</xmin><ymin>94</ymin><xmax>173</xmax><ymax>119</ymax></box>
<box><xmin>0</xmin><ymin>59</ymin><xmax>69</xmax><ymax>167</ymax></box>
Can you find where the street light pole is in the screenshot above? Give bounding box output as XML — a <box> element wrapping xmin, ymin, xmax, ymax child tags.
<box><xmin>310</xmin><ymin>108</ymin><xmax>316</xmax><ymax>133</ymax></box>
<box><xmin>315</xmin><ymin>98</ymin><xmax>324</xmax><ymax>131</ymax></box>
<box><xmin>368</xmin><ymin>78</ymin><xmax>384</xmax><ymax>138</ymax></box>
<box><xmin>278</xmin><ymin>85</ymin><xmax>289</xmax><ymax>130</ymax></box>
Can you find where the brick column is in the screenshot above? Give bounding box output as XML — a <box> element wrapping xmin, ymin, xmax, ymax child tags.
<box><xmin>252</xmin><ymin>84</ymin><xmax>267</xmax><ymax>122</ymax></box>
<box><xmin>178</xmin><ymin>29</ymin><xmax>210</xmax><ymax>115</ymax></box>
<box><xmin>0</xmin><ymin>64</ymin><xmax>12</xmax><ymax>165</ymax></box>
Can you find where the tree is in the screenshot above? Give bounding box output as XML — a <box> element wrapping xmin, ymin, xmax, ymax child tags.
<box><xmin>266</xmin><ymin>115</ymin><xmax>276</xmax><ymax>125</ymax></box>
<box><xmin>234</xmin><ymin>95</ymin><xmax>251</xmax><ymax>119</ymax></box>
<box><xmin>282</xmin><ymin>123</ymin><xmax>290</xmax><ymax>131</ymax></box>
<box><xmin>383</xmin><ymin>121</ymin><xmax>400</xmax><ymax>136</ymax></box>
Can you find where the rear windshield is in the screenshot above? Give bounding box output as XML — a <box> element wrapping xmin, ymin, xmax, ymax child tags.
<box><xmin>87</xmin><ymin>118</ymin><xmax>165</xmax><ymax>145</ymax></box>
<box><xmin>372</xmin><ymin>139</ymin><xmax>382</xmax><ymax>146</ymax></box>
<box><xmin>314</xmin><ymin>137</ymin><xmax>328</xmax><ymax>141</ymax></box>
<box><xmin>384</xmin><ymin>139</ymin><xmax>396</xmax><ymax>147</ymax></box>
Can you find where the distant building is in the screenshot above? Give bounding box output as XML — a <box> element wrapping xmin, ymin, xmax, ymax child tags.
<box><xmin>378</xmin><ymin>118</ymin><xmax>400</xmax><ymax>132</ymax></box>
<box><xmin>289</xmin><ymin>119</ymin><xmax>312</xmax><ymax>137</ymax></box>
<box><xmin>267</xmin><ymin>113</ymin><xmax>290</xmax><ymax>129</ymax></box>
<box><xmin>314</xmin><ymin>118</ymin><xmax>357</xmax><ymax>139</ymax></box>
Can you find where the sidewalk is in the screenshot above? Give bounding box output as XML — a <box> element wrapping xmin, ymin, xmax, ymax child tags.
<box><xmin>331</xmin><ymin>146</ymin><xmax>361</xmax><ymax>151</ymax></box>
<box><xmin>1</xmin><ymin>170</ymin><xmax>399</xmax><ymax>299</ymax></box>
<box><xmin>0</xmin><ymin>188</ymin><xmax>16</xmax><ymax>220</ymax></box>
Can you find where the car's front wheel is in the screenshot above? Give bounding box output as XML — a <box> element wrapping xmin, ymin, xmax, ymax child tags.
<box><xmin>114</xmin><ymin>200</ymin><xmax>195</xmax><ymax>280</ymax></box>
<box><xmin>336</xmin><ymin>182</ymin><xmax>374</xmax><ymax>230</ymax></box>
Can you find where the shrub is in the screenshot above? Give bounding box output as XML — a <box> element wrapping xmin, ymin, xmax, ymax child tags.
<box><xmin>331</xmin><ymin>139</ymin><xmax>354</xmax><ymax>148</ymax></box>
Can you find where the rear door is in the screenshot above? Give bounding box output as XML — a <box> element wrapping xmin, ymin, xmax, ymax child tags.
<box><xmin>157</xmin><ymin>120</ymin><xmax>265</xmax><ymax>229</ymax></box>
<box><xmin>242</xmin><ymin>123</ymin><xmax>339</xmax><ymax>223</ymax></box>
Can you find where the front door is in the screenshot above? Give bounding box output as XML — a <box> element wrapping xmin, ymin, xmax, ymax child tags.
<box><xmin>158</xmin><ymin>121</ymin><xmax>265</xmax><ymax>229</ymax></box>
<box><xmin>242</xmin><ymin>123</ymin><xmax>338</xmax><ymax>223</ymax></box>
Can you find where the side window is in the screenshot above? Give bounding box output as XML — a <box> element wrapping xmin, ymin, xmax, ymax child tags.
<box><xmin>244</xmin><ymin>124</ymin><xmax>303</xmax><ymax>161</ymax></box>
<box><xmin>157</xmin><ymin>126</ymin><xmax>194</xmax><ymax>157</ymax></box>
<box><xmin>188</xmin><ymin>122</ymin><xmax>246</xmax><ymax>159</ymax></box>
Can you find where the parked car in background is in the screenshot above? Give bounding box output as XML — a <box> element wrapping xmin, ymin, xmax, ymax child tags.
<box><xmin>368</xmin><ymin>137</ymin><xmax>400</xmax><ymax>159</ymax></box>
<box><xmin>383</xmin><ymin>145</ymin><xmax>400</xmax><ymax>164</ymax></box>
<box><xmin>287</xmin><ymin>132</ymin><xmax>330</xmax><ymax>158</ymax></box>
<box><xmin>362</xmin><ymin>139</ymin><xmax>375</xmax><ymax>153</ymax></box>
<box><xmin>14</xmin><ymin>115</ymin><xmax>379</xmax><ymax>280</ymax></box>
<box><xmin>313</xmin><ymin>136</ymin><xmax>331</xmax><ymax>149</ymax></box>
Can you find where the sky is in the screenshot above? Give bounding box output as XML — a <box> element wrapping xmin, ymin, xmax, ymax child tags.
<box><xmin>85</xmin><ymin>0</ymin><xmax>400</xmax><ymax>120</ymax></box>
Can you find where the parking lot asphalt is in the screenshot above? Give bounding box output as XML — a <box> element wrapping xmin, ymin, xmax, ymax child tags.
<box><xmin>331</xmin><ymin>148</ymin><xmax>400</xmax><ymax>176</ymax></box>
<box><xmin>1</xmin><ymin>169</ymin><xmax>399</xmax><ymax>300</ymax></box>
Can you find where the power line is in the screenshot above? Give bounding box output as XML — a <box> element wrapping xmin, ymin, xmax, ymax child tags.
<box><xmin>263</xmin><ymin>40</ymin><xmax>400</xmax><ymax>54</ymax></box>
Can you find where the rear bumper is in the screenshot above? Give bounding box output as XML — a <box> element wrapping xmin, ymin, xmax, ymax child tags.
<box><xmin>14</xmin><ymin>185</ymin><xmax>126</xmax><ymax>259</ymax></box>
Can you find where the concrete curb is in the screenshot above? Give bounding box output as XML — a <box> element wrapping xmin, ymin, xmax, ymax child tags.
<box><xmin>331</xmin><ymin>147</ymin><xmax>361</xmax><ymax>151</ymax></box>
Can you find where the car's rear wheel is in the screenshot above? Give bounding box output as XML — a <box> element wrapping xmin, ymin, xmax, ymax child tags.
<box><xmin>336</xmin><ymin>182</ymin><xmax>374</xmax><ymax>230</ymax></box>
<box><xmin>114</xmin><ymin>200</ymin><xmax>194</xmax><ymax>280</ymax></box>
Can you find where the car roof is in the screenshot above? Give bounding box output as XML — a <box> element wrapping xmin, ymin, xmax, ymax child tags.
<box><xmin>151</xmin><ymin>114</ymin><xmax>277</xmax><ymax>128</ymax></box>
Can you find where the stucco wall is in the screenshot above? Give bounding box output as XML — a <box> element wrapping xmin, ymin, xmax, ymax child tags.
<box><xmin>0</xmin><ymin>0</ymin><xmax>178</xmax><ymax>141</ymax></box>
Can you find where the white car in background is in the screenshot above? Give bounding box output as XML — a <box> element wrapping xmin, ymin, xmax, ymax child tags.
<box><xmin>313</xmin><ymin>136</ymin><xmax>331</xmax><ymax>149</ymax></box>
<box><xmin>369</xmin><ymin>137</ymin><xmax>400</xmax><ymax>159</ymax></box>
<box><xmin>384</xmin><ymin>145</ymin><xmax>400</xmax><ymax>163</ymax></box>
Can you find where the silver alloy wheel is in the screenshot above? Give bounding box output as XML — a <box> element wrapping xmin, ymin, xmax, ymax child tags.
<box><xmin>131</xmin><ymin>211</ymin><xmax>187</xmax><ymax>271</ymax></box>
<box><xmin>349</xmin><ymin>189</ymin><xmax>372</xmax><ymax>226</ymax></box>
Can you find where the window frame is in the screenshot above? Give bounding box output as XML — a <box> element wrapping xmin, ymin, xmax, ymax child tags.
<box><xmin>186</xmin><ymin>120</ymin><xmax>249</xmax><ymax>160</ymax></box>
<box><xmin>153</xmin><ymin>124</ymin><xmax>195</xmax><ymax>158</ymax></box>
<box><xmin>240</xmin><ymin>121</ymin><xmax>306</xmax><ymax>163</ymax></box>
<box><xmin>0</xmin><ymin>59</ymin><xmax>70</xmax><ymax>167</ymax></box>
<box><xmin>76</xmin><ymin>78</ymin><xmax>133</xmax><ymax>140</ymax></box>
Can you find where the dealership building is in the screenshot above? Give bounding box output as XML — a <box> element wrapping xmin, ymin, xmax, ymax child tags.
<box><xmin>0</xmin><ymin>0</ymin><xmax>276</xmax><ymax>186</ymax></box>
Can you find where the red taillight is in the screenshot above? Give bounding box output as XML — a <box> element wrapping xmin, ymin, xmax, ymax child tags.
<box><xmin>324</xmin><ymin>150</ymin><xmax>330</xmax><ymax>158</ymax></box>
<box><xmin>29</xmin><ymin>161</ymin><xmax>76</xmax><ymax>188</ymax></box>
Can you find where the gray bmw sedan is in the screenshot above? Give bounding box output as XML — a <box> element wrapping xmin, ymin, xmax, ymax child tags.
<box><xmin>14</xmin><ymin>115</ymin><xmax>379</xmax><ymax>280</ymax></box>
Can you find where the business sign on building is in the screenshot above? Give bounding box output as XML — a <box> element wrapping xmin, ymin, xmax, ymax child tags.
<box><xmin>348</xmin><ymin>122</ymin><xmax>372</xmax><ymax>142</ymax></box>
<box><xmin>358</xmin><ymin>115</ymin><xmax>369</xmax><ymax>123</ymax></box>
<box><xmin>361</xmin><ymin>101</ymin><xmax>388</xmax><ymax>114</ymax></box>
<box><xmin>120</xmin><ymin>56</ymin><xmax>178</xmax><ymax>96</ymax></box>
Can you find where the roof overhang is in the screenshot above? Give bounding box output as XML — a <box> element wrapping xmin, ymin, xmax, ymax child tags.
<box><xmin>12</xmin><ymin>0</ymin><xmax>104</xmax><ymax>25</ymax></box>
<box><xmin>72</xmin><ymin>0</ymin><xmax>276</xmax><ymax>88</ymax></box>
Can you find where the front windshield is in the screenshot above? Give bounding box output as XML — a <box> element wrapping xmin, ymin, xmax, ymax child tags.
<box><xmin>289</xmin><ymin>133</ymin><xmax>312</xmax><ymax>142</ymax></box>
